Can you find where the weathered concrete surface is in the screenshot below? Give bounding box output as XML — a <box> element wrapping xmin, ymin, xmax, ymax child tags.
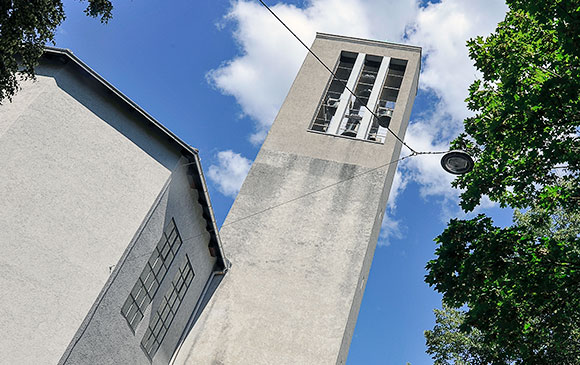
<box><xmin>175</xmin><ymin>150</ymin><xmax>390</xmax><ymax>364</ymax></box>
<box><xmin>174</xmin><ymin>34</ymin><xmax>420</xmax><ymax>364</ymax></box>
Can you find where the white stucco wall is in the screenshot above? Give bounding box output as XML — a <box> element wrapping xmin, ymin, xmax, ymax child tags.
<box><xmin>60</xmin><ymin>160</ymin><xmax>217</xmax><ymax>365</ymax></box>
<box><xmin>0</xmin><ymin>59</ymin><xmax>181</xmax><ymax>364</ymax></box>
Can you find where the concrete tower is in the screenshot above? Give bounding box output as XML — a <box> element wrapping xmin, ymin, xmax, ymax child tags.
<box><xmin>175</xmin><ymin>33</ymin><xmax>421</xmax><ymax>364</ymax></box>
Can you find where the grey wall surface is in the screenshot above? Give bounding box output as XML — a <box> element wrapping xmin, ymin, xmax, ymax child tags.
<box><xmin>174</xmin><ymin>34</ymin><xmax>421</xmax><ymax>364</ymax></box>
<box><xmin>60</xmin><ymin>159</ymin><xmax>217</xmax><ymax>365</ymax></box>
<box><xmin>0</xmin><ymin>58</ymin><xmax>181</xmax><ymax>364</ymax></box>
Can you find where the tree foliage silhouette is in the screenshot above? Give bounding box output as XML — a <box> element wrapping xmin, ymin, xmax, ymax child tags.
<box><xmin>0</xmin><ymin>0</ymin><xmax>113</xmax><ymax>102</ymax></box>
<box><xmin>426</xmin><ymin>0</ymin><xmax>580</xmax><ymax>363</ymax></box>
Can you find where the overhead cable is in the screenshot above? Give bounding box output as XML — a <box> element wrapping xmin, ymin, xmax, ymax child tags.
<box><xmin>257</xmin><ymin>0</ymin><xmax>448</xmax><ymax>157</ymax></box>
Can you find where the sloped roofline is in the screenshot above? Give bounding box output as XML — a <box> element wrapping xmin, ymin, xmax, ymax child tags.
<box><xmin>42</xmin><ymin>46</ymin><xmax>228</xmax><ymax>271</ymax></box>
<box><xmin>43</xmin><ymin>46</ymin><xmax>197</xmax><ymax>156</ymax></box>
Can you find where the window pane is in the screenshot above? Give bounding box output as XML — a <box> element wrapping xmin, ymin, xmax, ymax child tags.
<box><xmin>121</xmin><ymin>297</ymin><xmax>133</xmax><ymax>316</ymax></box>
<box><xmin>142</xmin><ymin>328</ymin><xmax>154</xmax><ymax>347</ymax></box>
<box><xmin>131</xmin><ymin>311</ymin><xmax>143</xmax><ymax>328</ymax></box>
<box><xmin>151</xmin><ymin>256</ymin><xmax>163</xmax><ymax>275</ymax></box>
<box><xmin>160</xmin><ymin>241</ymin><xmax>171</xmax><ymax>259</ymax></box>
<box><xmin>126</xmin><ymin>302</ymin><xmax>138</xmax><ymax>323</ymax></box>
<box><xmin>185</xmin><ymin>269</ymin><xmax>194</xmax><ymax>285</ymax></box>
<box><xmin>149</xmin><ymin>280</ymin><xmax>159</xmax><ymax>294</ymax></box>
<box><xmin>168</xmin><ymin>289</ymin><xmax>178</xmax><ymax>306</ymax></box>
<box><xmin>160</xmin><ymin>302</ymin><xmax>171</xmax><ymax>322</ymax></box>
<box><xmin>134</xmin><ymin>286</ymin><xmax>148</xmax><ymax>306</ymax></box>
<box><xmin>149</xmin><ymin>341</ymin><xmax>160</xmax><ymax>358</ymax></box>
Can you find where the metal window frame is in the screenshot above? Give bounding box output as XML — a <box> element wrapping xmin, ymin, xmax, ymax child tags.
<box><xmin>140</xmin><ymin>255</ymin><xmax>195</xmax><ymax>360</ymax></box>
<box><xmin>309</xmin><ymin>51</ymin><xmax>358</xmax><ymax>133</ymax></box>
<box><xmin>120</xmin><ymin>218</ymin><xmax>183</xmax><ymax>333</ymax></box>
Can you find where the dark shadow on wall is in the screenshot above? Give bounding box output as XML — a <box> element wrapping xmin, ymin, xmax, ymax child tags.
<box><xmin>36</xmin><ymin>53</ymin><xmax>181</xmax><ymax>171</ymax></box>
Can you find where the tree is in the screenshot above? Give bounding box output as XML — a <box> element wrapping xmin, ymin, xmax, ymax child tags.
<box><xmin>0</xmin><ymin>0</ymin><xmax>113</xmax><ymax>103</ymax></box>
<box><xmin>426</xmin><ymin>205</ymin><xmax>580</xmax><ymax>364</ymax></box>
<box><xmin>452</xmin><ymin>2</ymin><xmax>579</xmax><ymax>214</ymax></box>
<box><xmin>425</xmin><ymin>304</ymin><xmax>500</xmax><ymax>365</ymax></box>
<box><xmin>426</xmin><ymin>0</ymin><xmax>580</xmax><ymax>363</ymax></box>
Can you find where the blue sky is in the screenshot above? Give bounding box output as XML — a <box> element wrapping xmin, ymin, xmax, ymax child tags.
<box><xmin>54</xmin><ymin>1</ymin><xmax>511</xmax><ymax>363</ymax></box>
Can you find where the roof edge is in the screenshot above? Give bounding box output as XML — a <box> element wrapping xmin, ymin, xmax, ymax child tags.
<box><xmin>43</xmin><ymin>46</ymin><xmax>199</xmax><ymax>157</ymax></box>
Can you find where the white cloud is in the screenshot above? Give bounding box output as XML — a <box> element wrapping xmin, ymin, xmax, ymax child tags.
<box><xmin>208</xmin><ymin>0</ymin><xmax>419</xmax><ymax>144</ymax></box>
<box><xmin>208</xmin><ymin>150</ymin><xmax>252</xmax><ymax>198</ymax></box>
<box><xmin>378</xmin><ymin>214</ymin><xmax>405</xmax><ymax>247</ymax></box>
<box><xmin>379</xmin><ymin>168</ymin><xmax>408</xmax><ymax>247</ymax></box>
<box><xmin>407</xmin><ymin>0</ymin><xmax>508</xmax><ymax>124</ymax></box>
<box><xmin>399</xmin><ymin>0</ymin><xmax>507</xmax><ymax>196</ymax></box>
<box><xmin>404</xmin><ymin>115</ymin><xmax>456</xmax><ymax>200</ymax></box>
<box><xmin>210</xmin><ymin>0</ymin><xmax>505</xmax><ymax>147</ymax></box>
<box><xmin>387</xmin><ymin>168</ymin><xmax>409</xmax><ymax>211</ymax></box>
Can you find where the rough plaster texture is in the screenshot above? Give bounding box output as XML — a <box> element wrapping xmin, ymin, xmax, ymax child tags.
<box><xmin>61</xmin><ymin>159</ymin><xmax>217</xmax><ymax>364</ymax></box>
<box><xmin>174</xmin><ymin>34</ymin><xmax>420</xmax><ymax>364</ymax></box>
<box><xmin>0</xmin><ymin>58</ymin><xmax>182</xmax><ymax>363</ymax></box>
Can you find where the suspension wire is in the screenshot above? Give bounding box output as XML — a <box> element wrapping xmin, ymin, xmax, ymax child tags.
<box><xmin>127</xmin><ymin>1</ymin><xmax>457</xmax><ymax>265</ymax></box>
<box><xmin>256</xmin><ymin>0</ymin><xmax>451</xmax><ymax>157</ymax></box>
<box><xmin>127</xmin><ymin>152</ymin><xmax>416</xmax><ymax>264</ymax></box>
<box><xmin>160</xmin><ymin>0</ymin><xmax>454</xmax><ymax>247</ymax></box>
<box><xmin>67</xmin><ymin>154</ymin><xmax>433</xmax><ymax>362</ymax></box>
<box><xmin>62</xmin><ymin>6</ymin><xmax>453</xmax><ymax>358</ymax></box>
<box><xmin>75</xmin><ymin>153</ymin><xmax>423</xmax><ymax>358</ymax></box>
<box><xmin>219</xmin><ymin>152</ymin><xmax>416</xmax><ymax>229</ymax></box>
<box><xmin>257</xmin><ymin>0</ymin><xmax>415</xmax><ymax>153</ymax></box>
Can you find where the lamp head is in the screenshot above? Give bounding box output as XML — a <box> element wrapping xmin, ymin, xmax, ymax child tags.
<box><xmin>441</xmin><ymin>150</ymin><xmax>474</xmax><ymax>175</ymax></box>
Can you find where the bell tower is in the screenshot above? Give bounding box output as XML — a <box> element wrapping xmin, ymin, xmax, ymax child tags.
<box><xmin>175</xmin><ymin>33</ymin><xmax>421</xmax><ymax>364</ymax></box>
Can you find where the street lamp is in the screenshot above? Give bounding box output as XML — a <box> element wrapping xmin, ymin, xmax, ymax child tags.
<box><xmin>441</xmin><ymin>150</ymin><xmax>474</xmax><ymax>175</ymax></box>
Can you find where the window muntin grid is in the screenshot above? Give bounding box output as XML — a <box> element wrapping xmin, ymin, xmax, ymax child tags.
<box><xmin>310</xmin><ymin>51</ymin><xmax>357</xmax><ymax>132</ymax></box>
<box><xmin>367</xmin><ymin>58</ymin><xmax>407</xmax><ymax>143</ymax></box>
<box><xmin>121</xmin><ymin>218</ymin><xmax>183</xmax><ymax>332</ymax></box>
<box><xmin>141</xmin><ymin>255</ymin><xmax>195</xmax><ymax>359</ymax></box>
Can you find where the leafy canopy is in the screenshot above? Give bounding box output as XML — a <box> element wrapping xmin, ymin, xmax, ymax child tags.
<box><xmin>426</xmin><ymin>0</ymin><xmax>580</xmax><ymax>363</ymax></box>
<box><xmin>425</xmin><ymin>304</ymin><xmax>501</xmax><ymax>365</ymax></box>
<box><xmin>426</xmin><ymin>208</ymin><xmax>580</xmax><ymax>364</ymax></box>
<box><xmin>0</xmin><ymin>0</ymin><xmax>113</xmax><ymax>103</ymax></box>
<box><xmin>452</xmin><ymin>2</ymin><xmax>579</xmax><ymax>213</ymax></box>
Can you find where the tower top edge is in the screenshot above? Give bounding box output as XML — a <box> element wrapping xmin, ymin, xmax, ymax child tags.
<box><xmin>315</xmin><ymin>32</ymin><xmax>422</xmax><ymax>54</ymax></box>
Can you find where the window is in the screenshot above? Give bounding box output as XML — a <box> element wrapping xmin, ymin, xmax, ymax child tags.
<box><xmin>311</xmin><ymin>51</ymin><xmax>357</xmax><ymax>132</ymax></box>
<box><xmin>309</xmin><ymin>51</ymin><xmax>408</xmax><ymax>144</ymax></box>
<box><xmin>367</xmin><ymin>58</ymin><xmax>407</xmax><ymax>143</ymax></box>
<box><xmin>121</xmin><ymin>219</ymin><xmax>183</xmax><ymax>332</ymax></box>
<box><xmin>141</xmin><ymin>255</ymin><xmax>195</xmax><ymax>359</ymax></box>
